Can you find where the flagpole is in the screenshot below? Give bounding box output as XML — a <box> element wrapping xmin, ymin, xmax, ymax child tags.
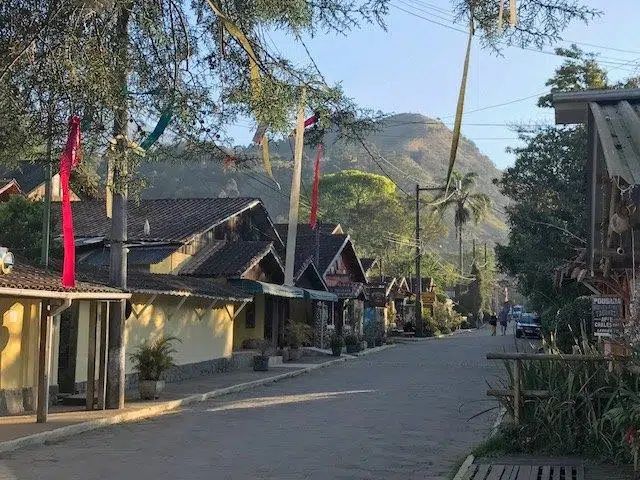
<box><xmin>284</xmin><ymin>88</ymin><xmax>307</xmax><ymax>286</ymax></box>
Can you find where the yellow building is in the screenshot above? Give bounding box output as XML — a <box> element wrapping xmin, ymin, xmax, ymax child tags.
<box><xmin>0</xmin><ymin>260</ymin><xmax>130</xmax><ymax>419</ymax></box>
<box><xmin>69</xmin><ymin>269</ymin><xmax>251</xmax><ymax>395</ymax></box>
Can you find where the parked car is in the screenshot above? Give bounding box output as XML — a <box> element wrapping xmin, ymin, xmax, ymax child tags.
<box><xmin>515</xmin><ymin>313</ymin><xmax>542</xmax><ymax>339</ymax></box>
<box><xmin>510</xmin><ymin>305</ymin><xmax>524</xmax><ymax>322</ymax></box>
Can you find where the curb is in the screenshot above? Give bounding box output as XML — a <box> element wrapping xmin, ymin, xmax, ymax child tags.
<box><xmin>0</xmin><ymin>344</ymin><xmax>396</xmax><ymax>454</ymax></box>
<box><xmin>352</xmin><ymin>344</ymin><xmax>396</xmax><ymax>357</ymax></box>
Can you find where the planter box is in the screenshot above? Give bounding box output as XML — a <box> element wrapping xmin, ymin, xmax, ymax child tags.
<box><xmin>253</xmin><ymin>355</ymin><xmax>270</xmax><ymax>371</ymax></box>
<box><xmin>346</xmin><ymin>344</ymin><xmax>359</xmax><ymax>354</ymax></box>
<box><xmin>139</xmin><ymin>380</ymin><xmax>165</xmax><ymax>400</ymax></box>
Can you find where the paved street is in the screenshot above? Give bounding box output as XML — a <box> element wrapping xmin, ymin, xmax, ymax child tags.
<box><xmin>0</xmin><ymin>330</ymin><xmax>520</xmax><ymax>480</ymax></box>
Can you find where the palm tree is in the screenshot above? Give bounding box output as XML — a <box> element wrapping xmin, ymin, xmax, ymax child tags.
<box><xmin>435</xmin><ymin>171</ymin><xmax>491</xmax><ymax>274</ymax></box>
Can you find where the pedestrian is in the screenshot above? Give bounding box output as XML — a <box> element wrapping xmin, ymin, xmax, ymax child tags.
<box><xmin>498</xmin><ymin>302</ymin><xmax>510</xmax><ymax>336</ymax></box>
<box><xmin>489</xmin><ymin>314</ymin><xmax>497</xmax><ymax>336</ymax></box>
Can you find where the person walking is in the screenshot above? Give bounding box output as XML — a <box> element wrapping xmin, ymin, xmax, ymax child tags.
<box><xmin>489</xmin><ymin>314</ymin><xmax>497</xmax><ymax>336</ymax></box>
<box><xmin>498</xmin><ymin>302</ymin><xmax>510</xmax><ymax>336</ymax></box>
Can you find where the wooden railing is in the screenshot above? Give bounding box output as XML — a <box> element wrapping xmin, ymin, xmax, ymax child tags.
<box><xmin>485</xmin><ymin>352</ymin><xmax>633</xmax><ymax>425</ymax></box>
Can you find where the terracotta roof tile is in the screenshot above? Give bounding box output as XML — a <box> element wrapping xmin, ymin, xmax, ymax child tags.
<box><xmin>66</xmin><ymin>198</ymin><xmax>261</xmax><ymax>242</ymax></box>
<box><xmin>179</xmin><ymin>241</ymin><xmax>280</xmax><ymax>278</ymax></box>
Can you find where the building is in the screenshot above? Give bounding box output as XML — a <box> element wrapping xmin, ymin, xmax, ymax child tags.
<box><xmin>0</xmin><ymin>256</ymin><xmax>130</xmax><ymax>419</ymax></box>
<box><xmin>0</xmin><ymin>163</ymin><xmax>80</xmax><ymax>202</ymax></box>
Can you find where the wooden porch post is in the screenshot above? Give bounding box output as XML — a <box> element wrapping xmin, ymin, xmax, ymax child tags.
<box><xmin>97</xmin><ymin>302</ymin><xmax>110</xmax><ymax>410</ymax></box>
<box><xmin>86</xmin><ymin>302</ymin><xmax>98</xmax><ymax>410</ymax></box>
<box><xmin>37</xmin><ymin>301</ymin><xmax>52</xmax><ymax>423</ymax></box>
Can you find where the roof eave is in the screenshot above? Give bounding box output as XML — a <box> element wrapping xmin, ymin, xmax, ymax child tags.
<box><xmin>554</xmin><ymin>88</ymin><xmax>640</xmax><ymax>124</ymax></box>
<box><xmin>0</xmin><ymin>287</ymin><xmax>131</xmax><ymax>301</ymax></box>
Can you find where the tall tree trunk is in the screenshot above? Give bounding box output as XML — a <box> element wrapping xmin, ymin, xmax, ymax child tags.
<box><xmin>459</xmin><ymin>225</ymin><xmax>464</xmax><ymax>275</ymax></box>
<box><xmin>106</xmin><ymin>0</ymin><xmax>132</xmax><ymax>410</ymax></box>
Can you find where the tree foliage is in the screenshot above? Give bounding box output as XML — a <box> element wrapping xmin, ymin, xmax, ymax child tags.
<box><xmin>0</xmin><ymin>196</ymin><xmax>58</xmax><ymax>262</ymax></box>
<box><xmin>494</xmin><ymin>46</ymin><xmax>635</xmax><ymax>312</ymax></box>
<box><xmin>312</xmin><ymin>169</ymin><xmax>445</xmax><ymax>275</ymax></box>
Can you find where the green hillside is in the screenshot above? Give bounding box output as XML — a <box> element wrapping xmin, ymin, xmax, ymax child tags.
<box><xmin>140</xmin><ymin>113</ymin><xmax>508</xmax><ymax>250</ymax></box>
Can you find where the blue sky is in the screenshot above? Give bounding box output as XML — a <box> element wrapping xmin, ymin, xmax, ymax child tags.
<box><xmin>229</xmin><ymin>0</ymin><xmax>639</xmax><ymax>170</ymax></box>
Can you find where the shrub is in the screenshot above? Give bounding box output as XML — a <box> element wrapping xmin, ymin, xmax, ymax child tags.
<box><xmin>542</xmin><ymin>296</ymin><xmax>592</xmax><ymax>353</ymax></box>
<box><xmin>330</xmin><ymin>332</ymin><xmax>344</xmax><ymax>349</ymax></box>
<box><xmin>488</xmin><ymin>342</ymin><xmax>640</xmax><ymax>464</ymax></box>
<box><xmin>344</xmin><ymin>333</ymin><xmax>360</xmax><ymax>346</ymax></box>
<box><xmin>285</xmin><ymin>320</ymin><xmax>313</xmax><ymax>348</ymax></box>
<box><xmin>130</xmin><ymin>336</ymin><xmax>180</xmax><ymax>381</ymax></box>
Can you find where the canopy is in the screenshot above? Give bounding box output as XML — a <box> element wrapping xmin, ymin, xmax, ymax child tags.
<box><xmin>229</xmin><ymin>279</ymin><xmax>304</xmax><ymax>299</ymax></box>
<box><xmin>303</xmin><ymin>289</ymin><xmax>337</xmax><ymax>302</ymax></box>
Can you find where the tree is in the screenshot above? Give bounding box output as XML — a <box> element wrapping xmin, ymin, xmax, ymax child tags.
<box><xmin>311</xmin><ymin>169</ymin><xmax>445</xmax><ymax>275</ymax></box>
<box><xmin>495</xmin><ymin>46</ymin><xmax>636</xmax><ymax>313</ymax></box>
<box><xmin>434</xmin><ymin>170</ymin><xmax>491</xmax><ymax>274</ymax></box>
<box><xmin>0</xmin><ymin>196</ymin><xmax>58</xmax><ymax>262</ymax></box>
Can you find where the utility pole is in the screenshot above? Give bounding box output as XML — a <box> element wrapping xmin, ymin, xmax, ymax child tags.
<box><xmin>284</xmin><ymin>88</ymin><xmax>307</xmax><ymax>286</ymax></box>
<box><xmin>40</xmin><ymin>114</ymin><xmax>54</xmax><ymax>267</ymax></box>
<box><xmin>106</xmin><ymin>0</ymin><xmax>133</xmax><ymax>410</ymax></box>
<box><xmin>414</xmin><ymin>184</ymin><xmax>445</xmax><ymax>337</ymax></box>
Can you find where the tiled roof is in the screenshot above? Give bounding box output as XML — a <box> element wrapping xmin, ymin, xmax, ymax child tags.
<box><xmin>0</xmin><ymin>260</ymin><xmax>125</xmax><ymax>297</ymax></box>
<box><xmin>179</xmin><ymin>240</ymin><xmax>281</xmax><ymax>278</ymax></box>
<box><xmin>79</xmin><ymin>267</ymin><xmax>252</xmax><ymax>302</ymax></box>
<box><xmin>66</xmin><ymin>198</ymin><xmax>261</xmax><ymax>242</ymax></box>
<box><xmin>293</xmin><ymin>234</ymin><xmax>366</xmax><ymax>283</ymax></box>
<box><xmin>81</xmin><ymin>246</ymin><xmax>179</xmax><ymax>267</ymax></box>
<box><xmin>274</xmin><ymin>223</ymin><xmax>341</xmax><ymax>240</ymax></box>
<box><xmin>360</xmin><ymin>257</ymin><xmax>377</xmax><ymax>274</ymax></box>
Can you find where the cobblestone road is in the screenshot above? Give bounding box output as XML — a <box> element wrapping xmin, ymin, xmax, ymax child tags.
<box><xmin>0</xmin><ymin>330</ymin><xmax>517</xmax><ymax>480</ymax></box>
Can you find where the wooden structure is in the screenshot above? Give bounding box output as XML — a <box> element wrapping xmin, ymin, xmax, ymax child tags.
<box><xmin>554</xmin><ymin>89</ymin><xmax>640</xmax><ymax>301</ymax></box>
<box><xmin>486</xmin><ymin>352</ymin><xmax>632</xmax><ymax>426</ymax></box>
<box><xmin>461</xmin><ymin>463</ymin><xmax>584</xmax><ymax>480</ymax></box>
<box><xmin>0</xmin><ymin>260</ymin><xmax>130</xmax><ymax>422</ymax></box>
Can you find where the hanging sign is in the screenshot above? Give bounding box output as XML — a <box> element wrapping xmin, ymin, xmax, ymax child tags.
<box><xmin>591</xmin><ymin>296</ymin><xmax>623</xmax><ymax>338</ymax></box>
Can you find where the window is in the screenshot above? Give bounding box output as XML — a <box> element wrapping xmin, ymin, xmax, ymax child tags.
<box><xmin>245</xmin><ymin>303</ymin><xmax>256</xmax><ymax>329</ymax></box>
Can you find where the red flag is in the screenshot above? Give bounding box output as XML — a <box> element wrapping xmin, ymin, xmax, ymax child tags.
<box><xmin>60</xmin><ymin>116</ymin><xmax>82</xmax><ymax>288</ymax></box>
<box><xmin>303</xmin><ymin>114</ymin><xmax>317</xmax><ymax>128</ymax></box>
<box><xmin>309</xmin><ymin>144</ymin><xmax>323</xmax><ymax>229</ymax></box>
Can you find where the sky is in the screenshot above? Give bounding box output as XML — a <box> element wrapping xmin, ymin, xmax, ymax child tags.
<box><xmin>228</xmin><ymin>0</ymin><xmax>640</xmax><ymax>170</ymax></box>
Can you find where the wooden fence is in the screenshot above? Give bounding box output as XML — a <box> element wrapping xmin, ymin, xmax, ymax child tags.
<box><xmin>485</xmin><ymin>352</ymin><xmax>632</xmax><ymax>425</ymax></box>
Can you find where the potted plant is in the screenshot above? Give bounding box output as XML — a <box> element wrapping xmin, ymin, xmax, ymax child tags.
<box><xmin>330</xmin><ymin>332</ymin><xmax>344</xmax><ymax>357</ymax></box>
<box><xmin>344</xmin><ymin>333</ymin><xmax>360</xmax><ymax>354</ymax></box>
<box><xmin>130</xmin><ymin>336</ymin><xmax>180</xmax><ymax>400</ymax></box>
<box><xmin>253</xmin><ymin>339</ymin><xmax>272</xmax><ymax>371</ymax></box>
<box><xmin>284</xmin><ymin>320</ymin><xmax>313</xmax><ymax>361</ymax></box>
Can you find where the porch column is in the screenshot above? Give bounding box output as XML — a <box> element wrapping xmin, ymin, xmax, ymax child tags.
<box><xmin>97</xmin><ymin>302</ymin><xmax>110</xmax><ymax>410</ymax></box>
<box><xmin>86</xmin><ymin>302</ymin><xmax>98</xmax><ymax>410</ymax></box>
<box><xmin>36</xmin><ymin>300</ymin><xmax>52</xmax><ymax>423</ymax></box>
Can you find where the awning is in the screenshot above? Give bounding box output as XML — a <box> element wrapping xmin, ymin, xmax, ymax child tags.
<box><xmin>229</xmin><ymin>279</ymin><xmax>305</xmax><ymax>299</ymax></box>
<box><xmin>303</xmin><ymin>289</ymin><xmax>338</xmax><ymax>302</ymax></box>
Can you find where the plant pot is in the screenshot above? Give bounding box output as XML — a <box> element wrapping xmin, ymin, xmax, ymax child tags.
<box><xmin>346</xmin><ymin>344</ymin><xmax>359</xmax><ymax>354</ymax></box>
<box><xmin>139</xmin><ymin>380</ymin><xmax>165</xmax><ymax>400</ymax></box>
<box><xmin>331</xmin><ymin>346</ymin><xmax>342</xmax><ymax>357</ymax></box>
<box><xmin>289</xmin><ymin>347</ymin><xmax>302</xmax><ymax>361</ymax></box>
<box><xmin>253</xmin><ymin>355</ymin><xmax>270</xmax><ymax>371</ymax></box>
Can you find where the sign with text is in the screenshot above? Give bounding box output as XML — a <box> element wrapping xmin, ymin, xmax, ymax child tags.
<box><xmin>421</xmin><ymin>292</ymin><xmax>436</xmax><ymax>305</ymax></box>
<box><xmin>591</xmin><ymin>296</ymin><xmax>623</xmax><ymax>338</ymax></box>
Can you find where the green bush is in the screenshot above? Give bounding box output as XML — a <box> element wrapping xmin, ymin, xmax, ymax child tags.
<box><xmin>542</xmin><ymin>296</ymin><xmax>592</xmax><ymax>353</ymax></box>
<box><xmin>488</xmin><ymin>344</ymin><xmax>640</xmax><ymax>464</ymax></box>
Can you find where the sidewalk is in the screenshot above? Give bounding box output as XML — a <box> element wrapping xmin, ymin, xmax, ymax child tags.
<box><xmin>0</xmin><ymin>345</ymin><xmax>394</xmax><ymax>454</ymax></box>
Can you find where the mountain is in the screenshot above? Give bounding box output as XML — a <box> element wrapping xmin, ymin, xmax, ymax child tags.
<box><xmin>139</xmin><ymin>113</ymin><xmax>508</xmax><ymax>251</ymax></box>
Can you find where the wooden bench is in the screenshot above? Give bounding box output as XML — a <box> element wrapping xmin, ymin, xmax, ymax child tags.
<box><xmin>464</xmin><ymin>464</ymin><xmax>584</xmax><ymax>480</ymax></box>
